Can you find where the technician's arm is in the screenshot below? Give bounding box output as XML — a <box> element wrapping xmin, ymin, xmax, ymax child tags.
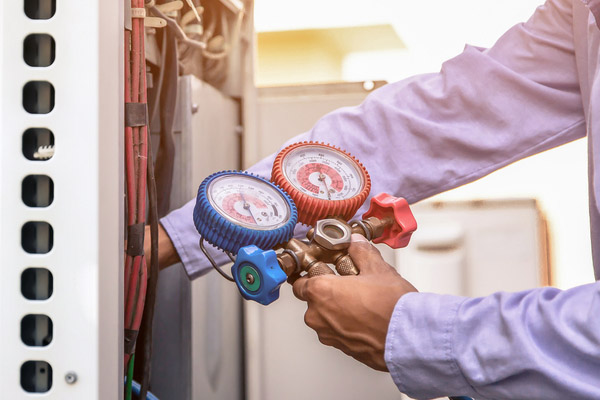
<box><xmin>387</xmin><ymin>281</ymin><xmax>600</xmax><ymax>399</ymax></box>
<box><xmin>161</xmin><ymin>0</ymin><xmax>584</xmax><ymax>279</ymax></box>
<box><xmin>144</xmin><ymin>224</ymin><xmax>180</xmax><ymax>270</ymax></box>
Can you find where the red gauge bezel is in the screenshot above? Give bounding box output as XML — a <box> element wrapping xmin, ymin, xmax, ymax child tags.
<box><xmin>271</xmin><ymin>141</ymin><xmax>371</xmax><ymax>226</ymax></box>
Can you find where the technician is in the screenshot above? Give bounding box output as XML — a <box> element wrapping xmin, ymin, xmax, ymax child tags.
<box><xmin>153</xmin><ymin>0</ymin><xmax>600</xmax><ymax>398</ymax></box>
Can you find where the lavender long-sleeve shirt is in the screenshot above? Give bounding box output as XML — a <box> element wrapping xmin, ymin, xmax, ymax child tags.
<box><xmin>161</xmin><ymin>0</ymin><xmax>600</xmax><ymax>398</ymax></box>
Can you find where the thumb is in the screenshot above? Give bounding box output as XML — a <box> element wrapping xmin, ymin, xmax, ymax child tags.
<box><xmin>348</xmin><ymin>234</ymin><xmax>387</xmax><ymax>275</ymax></box>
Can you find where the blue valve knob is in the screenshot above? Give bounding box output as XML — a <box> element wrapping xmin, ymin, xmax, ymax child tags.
<box><xmin>232</xmin><ymin>245</ymin><xmax>287</xmax><ymax>305</ymax></box>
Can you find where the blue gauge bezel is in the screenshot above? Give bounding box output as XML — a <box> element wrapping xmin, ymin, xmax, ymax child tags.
<box><xmin>193</xmin><ymin>170</ymin><xmax>298</xmax><ymax>254</ymax></box>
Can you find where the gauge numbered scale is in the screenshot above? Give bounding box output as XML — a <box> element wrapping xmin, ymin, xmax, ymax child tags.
<box><xmin>193</xmin><ymin>171</ymin><xmax>298</xmax><ymax>254</ymax></box>
<box><xmin>272</xmin><ymin>142</ymin><xmax>371</xmax><ymax>225</ymax></box>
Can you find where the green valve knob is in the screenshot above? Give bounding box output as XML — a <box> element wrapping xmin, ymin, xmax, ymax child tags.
<box><xmin>239</xmin><ymin>264</ymin><xmax>261</xmax><ymax>292</ymax></box>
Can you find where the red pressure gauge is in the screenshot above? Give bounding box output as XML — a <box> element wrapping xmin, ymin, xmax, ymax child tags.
<box><xmin>271</xmin><ymin>142</ymin><xmax>371</xmax><ymax>225</ymax></box>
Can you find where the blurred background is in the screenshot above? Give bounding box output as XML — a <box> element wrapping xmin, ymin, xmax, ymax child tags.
<box><xmin>254</xmin><ymin>0</ymin><xmax>593</xmax><ymax>290</ymax></box>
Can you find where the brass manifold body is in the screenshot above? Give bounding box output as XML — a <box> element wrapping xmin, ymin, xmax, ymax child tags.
<box><xmin>275</xmin><ymin>216</ymin><xmax>395</xmax><ymax>278</ymax></box>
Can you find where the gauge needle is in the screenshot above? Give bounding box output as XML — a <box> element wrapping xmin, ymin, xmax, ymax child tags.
<box><xmin>318</xmin><ymin>172</ymin><xmax>331</xmax><ymax>200</ymax></box>
<box><xmin>239</xmin><ymin>192</ymin><xmax>258</xmax><ymax>224</ymax></box>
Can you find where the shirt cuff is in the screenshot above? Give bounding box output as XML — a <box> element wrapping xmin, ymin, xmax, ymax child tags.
<box><xmin>385</xmin><ymin>292</ymin><xmax>472</xmax><ymax>399</ymax></box>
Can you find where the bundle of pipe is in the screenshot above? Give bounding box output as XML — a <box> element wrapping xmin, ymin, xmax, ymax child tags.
<box><xmin>124</xmin><ymin>0</ymin><xmax>160</xmax><ymax>399</ymax></box>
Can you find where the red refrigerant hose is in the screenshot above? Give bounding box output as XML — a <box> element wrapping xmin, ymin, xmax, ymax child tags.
<box><xmin>124</xmin><ymin>0</ymin><xmax>149</xmax><ymax>369</ymax></box>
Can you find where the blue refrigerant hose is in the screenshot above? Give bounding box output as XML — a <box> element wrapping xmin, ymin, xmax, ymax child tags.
<box><xmin>124</xmin><ymin>377</ymin><xmax>160</xmax><ymax>400</ymax></box>
<box><xmin>131</xmin><ymin>379</ymin><xmax>160</xmax><ymax>400</ymax></box>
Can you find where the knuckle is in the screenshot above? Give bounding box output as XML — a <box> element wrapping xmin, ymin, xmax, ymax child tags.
<box><xmin>304</xmin><ymin>278</ymin><xmax>325</xmax><ymax>299</ymax></box>
<box><xmin>317</xmin><ymin>334</ymin><xmax>334</xmax><ymax>346</ymax></box>
<box><xmin>303</xmin><ymin>280</ymin><xmax>315</xmax><ymax>299</ymax></box>
<box><xmin>292</xmin><ymin>282</ymin><xmax>303</xmax><ymax>299</ymax></box>
<box><xmin>303</xmin><ymin>276</ymin><xmax>337</xmax><ymax>303</ymax></box>
<box><xmin>311</xmin><ymin>277</ymin><xmax>331</xmax><ymax>293</ymax></box>
<box><xmin>362</xmin><ymin>243</ymin><xmax>381</xmax><ymax>259</ymax></box>
<box><xmin>349</xmin><ymin>241</ymin><xmax>376</xmax><ymax>258</ymax></box>
<box><xmin>371</xmin><ymin>244</ymin><xmax>382</xmax><ymax>257</ymax></box>
<box><xmin>304</xmin><ymin>310</ymin><xmax>317</xmax><ymax>329</ymax></box>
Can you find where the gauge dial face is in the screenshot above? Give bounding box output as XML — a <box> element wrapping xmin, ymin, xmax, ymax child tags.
<box><xmin>282</xmin><ymin>145</ymin><xmax>365</xmax><ymax>201</ymax></box>
<box><xmin>207</xmin><ymin>174</ymin><xmax>291</xmax><ymax>230</ymax></box>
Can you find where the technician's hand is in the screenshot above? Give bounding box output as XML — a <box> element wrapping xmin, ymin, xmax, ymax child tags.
<box><xmin>292</xmin><ymin>234</ymin><xmax>418</xmax><ymax>371</ymax></box>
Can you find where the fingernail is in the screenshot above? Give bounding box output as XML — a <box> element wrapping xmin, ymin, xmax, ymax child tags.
<box><xmin>351</xmin><ymin>234</ymin><xmax>368</xmax><ymax>243</ymax></box>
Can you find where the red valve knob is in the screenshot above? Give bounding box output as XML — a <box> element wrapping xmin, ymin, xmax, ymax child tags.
<box><xmin>362</xmin><ymin>193</ymin><xmax>417</xmax><ymax>249</ymax></box>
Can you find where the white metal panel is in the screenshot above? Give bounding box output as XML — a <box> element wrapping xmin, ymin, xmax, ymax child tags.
<box><xmin>0</xmin><ymin>1</ymin><xmax>122</xmax><ymax>399</ymax></box>
<box><xmin>151</xmin><ymin>76</ymin><xmax>243</xmax><ymax>400</ymax></box>
<box><xmin>173</xmin><ymin>76</ymin><xmax>241</xmax><ymax>204</ymax></box>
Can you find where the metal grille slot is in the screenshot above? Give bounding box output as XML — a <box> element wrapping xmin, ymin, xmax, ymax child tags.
<box><xmin>22</xmin><ymin>128</ymin><xmax>54</xmax><ymax>161</ymax></box>
<box><xmin>23</xmin><ymin>34</ymin><xmax>55</xmax><ymax>67</ymax></box>
<box><xmin>21</xmin><ymin>221</ymin><xmax>53</xmax><ymax>254</ymax></box>
<box><xmin>22</xmin><ymin>175</ymin><xmax>54</xmax><ymax>207</ymax></box>
<box><xmin>21</xmin><ymin>314</ymin><xmax>53</xmax><ymax>346</ymax></box>
<box><xmin>20</xmin><ymin>361</ymin><xmax>53</xmax><ymax>393</ymax></box>
<box><xmin>22</xmin><ymin>81</ymin><xmax>55</xmax><ymax>114</ymax></box>
<box><xmin>21</xmin><ymin>268</ymin><xmax>53</xmax><ymax>300</ymax></box>
<box><xmin>24</xmin><ymin>0</ymin><xmax>56</xmax><ymax>20</ymax></box>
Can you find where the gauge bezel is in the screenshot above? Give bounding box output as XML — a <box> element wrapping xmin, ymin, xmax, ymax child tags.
<box><xmin>207</xmin><ymin>174</ymin><xmax>292</xmax><ymax>231</ymax></box>
<box><xmin>194</xmin><ymin>171</ymin><xmax>298</xmax><ymax>253</ymax></box>
<box><xmin>281</xmin><ymin>144</ymin><xmax>366</xmax><ymax>200</ymax></box>
<box><xmin>271</xmin><ymin>142</ymin><xmax>371</xmax><ymax>226</ymax></box>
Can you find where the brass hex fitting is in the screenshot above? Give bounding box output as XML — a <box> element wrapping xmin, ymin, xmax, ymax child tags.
<box><xmin>277</xmin><ymin>215</ymin><xmax>397</xmax><ymax>278</ymax></box>
<box><xmin>313</xmin><ymin>219</ymin><xmax>352</xmax><ymax>251</ymax></box>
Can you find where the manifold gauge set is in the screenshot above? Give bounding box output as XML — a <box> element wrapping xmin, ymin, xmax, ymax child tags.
<box><xmin>193</xmin><ymin>142</ymin><xmax>417</xmax><ymax>305</ymax></box>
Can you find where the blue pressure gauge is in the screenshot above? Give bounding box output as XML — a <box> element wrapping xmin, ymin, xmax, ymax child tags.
<box><xmin>193</xmin><ymin>171</ymin><xmax>298</xmax><ymax>254</ymax></box>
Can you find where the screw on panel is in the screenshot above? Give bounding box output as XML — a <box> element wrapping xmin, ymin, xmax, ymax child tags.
<box><xmin>65</xmin><ymin>372</ymin><xmax>77</xmax><ymax>384</ymax></box>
